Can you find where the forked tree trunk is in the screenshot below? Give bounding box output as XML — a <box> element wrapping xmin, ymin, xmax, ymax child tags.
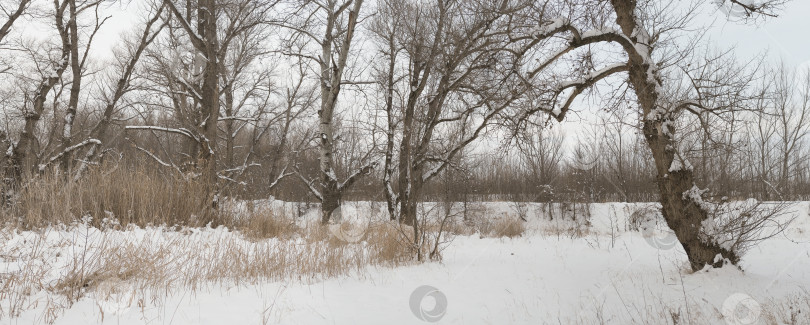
<box><xmin>314</xmin><ymin>0</ymin><xmax>364</xmax><ymax>224</ymax></box>
<box><xmin>321</xmin><ymin>178</ymin><xmax>341</xmax><ymax>224</ymax></box>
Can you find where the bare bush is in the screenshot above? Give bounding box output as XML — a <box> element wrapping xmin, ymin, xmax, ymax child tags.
<box><xmin>761</xmin><ymin>290</ymin><xmax>810</xmax><ymax>325</ymax></box>
<box><xmin>700</xmin><ymin>199</ymin><xmax>795</xmax><ymax>258</ymax></box>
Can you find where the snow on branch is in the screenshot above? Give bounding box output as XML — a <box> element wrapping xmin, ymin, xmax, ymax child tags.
<box><xmin>669</xmin><ymin>150</ymin><xmax>694</xmax><ymax>173</ymax></box>
<box><xmin>162</xmin><ymin>0</ymin><xmax>206</xmax><ymax>50</ymax></box>
<box><xmin>339</xmin><ymin>160</ymin><xmax>378</xmax><ymax>191</ymax></box>
<box><xmin>133</xmin><ymin>145</ymin><xmax>184</xmax><ymax>176</ymax></box>
<box><xmin>38</xmin><ymin>139</ymin><xmax>101</xmax><ymax>172</ymax></box>
<box><xmin>220</xmin><ymin>116</ymin><xmax>259</xmax><ymax>122</ymax></box>
<box><xmin>125</xmin><ymin>126</ymin><xmax>199</xmax><ymax>142</ymax></box>
<box><xmin>220</xmin><ymin>163</ymin><xmax>262</xmax><ymax>174</ymax></box>
<box><xmin>268</xmin><ymin>164</ymin><xmax>294</xmax><ymax>192</ymax></box>
<box><xmin>294</xmin><ymin>165</ymin><xmax>322</xmax><ymax>201</ymax></box>
<box><xmin>533</xmin><ymin>17</ymin><xmax>643</xmax><ymax>62</ymax></box>
<box><xmin>218</xmin><ymin>174</ymin><xmax>246</xmax><ymax>186</ymax></box>
<box><xmin>558</xmin><ymin>63</ymin><xmax>629</xmax><ymax>90</ymax></box>
<box><xmin>533</xmin><ymin>17</ymin><xmax>571</xmax><ymax>38</ymax></box>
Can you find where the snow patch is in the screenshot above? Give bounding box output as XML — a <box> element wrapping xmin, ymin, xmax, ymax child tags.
<box><xmin>534</xmin><ymin>17</ymin><xmax>569</xmax><ymax>37</ymax></box>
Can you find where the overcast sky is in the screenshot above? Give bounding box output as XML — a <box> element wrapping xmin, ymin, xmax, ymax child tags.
<box><xmin>76</xmin><ymin>0</ymin><xmax>810</xmax><ymax>68</ymax></box>
<box><xmin>697</xmin><ymin>0</ymin><xmax>810</xmax><ymax>71</ymax></box>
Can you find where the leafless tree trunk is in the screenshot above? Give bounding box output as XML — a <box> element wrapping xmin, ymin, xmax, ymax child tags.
<box><xmin>772</xmin><ymin>63</ymin><xmax>810</xmax><ymax>198</ymax></box>
<box><xmin>160</xmin><ymin>0</ymin><xmax>223</xmax><ymax>203</ymax></box>
<box><xmin>370</xmin><ymin>0</ymin><xmax>403</xmax><ymax>221</ymax></box>
<box><xmin>284</xmin><ymin>0</ymin><xmax>376</xmax><ymax>224</ymax></box>
<box><xmin>316</xmin><ymin>0</ymin><xmax>365</xmax><ymax>223</ymax></box>
<box><xmin>52</xmin><ymin>0</ymin><xmax>111</xmax><ymax>175</ymax></box>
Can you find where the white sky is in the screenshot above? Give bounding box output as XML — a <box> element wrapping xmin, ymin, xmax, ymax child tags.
<box><xmin>43</xmin><ymin>0</ymin><xmax>809</xmax><ymax>68</ymax></box>
<box><xmin>698</xmin><ymin>1</ymin><xmax>810</xmax><ymax>71</ymax></box>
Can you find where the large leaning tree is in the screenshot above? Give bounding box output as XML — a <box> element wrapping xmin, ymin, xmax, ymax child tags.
<box><xmin>517</xmin><ymin>0</ymin><xmax>786</xmax><ymax>271</ymax></box>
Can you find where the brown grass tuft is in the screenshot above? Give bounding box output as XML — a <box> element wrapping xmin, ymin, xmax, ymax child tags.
<box><xmin>489</xmin><ymin>217</ymin><xmax>526</xmax><ymax>238</ymax></box>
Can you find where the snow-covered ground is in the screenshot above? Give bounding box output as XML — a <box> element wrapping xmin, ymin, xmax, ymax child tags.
<box><xmin>3</xmin><ymin>201</ymin><xmax>810</xmax><ymax>324</ymax></box>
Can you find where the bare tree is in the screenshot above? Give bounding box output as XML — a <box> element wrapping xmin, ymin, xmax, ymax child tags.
<box><xmin>126</xmin><ymin>0</ymin><xmax>276</xmax><ymax>206</ymax></box>
<box><xmin>514</xmin><ymin>122</ymin><xmax>564</xmax><ymax>201</ymax></box>
<box><xmin>377</xmin><ymin>0</ymin><xmax>543</xmax><ymax>231</ymax></box>
<box><xmin>772</xmin><ymin>63</ymin><xmax>810</xmax><ymax>197</ymax></box>
<box><xmin>283</xmin><ymin>0</ymin><xmax>376</xmax><ymax>224</ymax></box>
<box><xmin>55</xmin><ymin>0</ymin><xmax>112</xmax><ymax>175</ymax></box>
<box><xmin>6</xmin><ymin>0</ymin><xmax>72</xmax><ymax>183</ymax></box>
<box><xmin>516</xmin><ymin>0</ymin><xmax>785</xmax><ymax>270</ymax></box>
<box><xmin>369</xmin><ymin>0</ymin><xmax>404</xmax><ymax>220</ymax></box>
<box><xmin>73</xmin><ymin>2</ymin><xmax>167</xmax><ymax>180</ymax></box>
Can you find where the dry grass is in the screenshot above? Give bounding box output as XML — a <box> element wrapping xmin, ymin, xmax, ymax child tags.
<box><xmin>0</xmin><ymin>166</ymin><xmax>533</xmax><ymax>322</ymax></box>
<box><xmin>0</xmin><ymin>220</ymin><xmax>412</xmax><ymax>322</ymax></box>
<box><xmin>761</xmin><ymin>291</ymin><xmax>810</xmax><ymax>325</ymax></box>
<box><xmin>3</xmin><ymin>163</ymin><xmax>216</xmax><ymax>229</ymax></box>
<box><xmin>490</xmin><ymin>217</ymin><xmax>526</xmax><ymax>238</ymax></box>
<box><xmin>228</xmin><ymin>206</ymin><xmax>299</xmax><ymax>240</ymax></box>
<box><xmin>421</xmin><ymin>203</ymin><xmax>526</xmax><ymax>238</ymax></box>
<box><xmin>470</xmin><ymin>216</ymin><xmax>526</xmax><ymax>238</ymax></box>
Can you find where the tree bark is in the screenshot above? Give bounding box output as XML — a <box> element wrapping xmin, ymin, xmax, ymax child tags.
<box><xmin>198</xmin><ymin>0</ymin><xmax>221</xmax><ymax>204</ymax></box>
<box><xmin>611</xmin><ymin>0</ymin><xmax>738</xmax><ymax>271</ymax></box>
<box><xmin>60</xmin><ymin>0</ymin><xmax>81</xmax><ymax>175</ymax></box>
